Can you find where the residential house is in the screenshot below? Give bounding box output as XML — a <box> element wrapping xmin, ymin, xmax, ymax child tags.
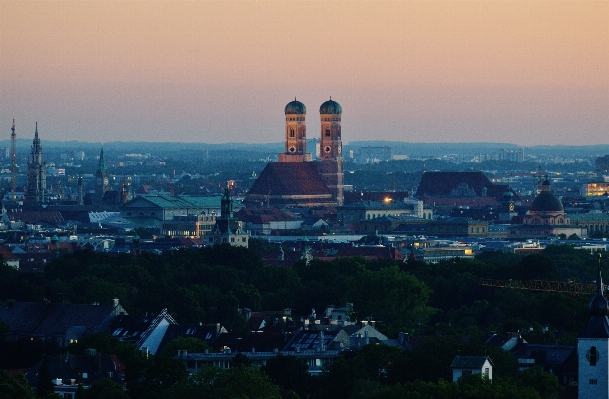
<box><xmin>25</xmin><ymin>349</ymin><xmax>125</xmax><ymax>399</ymax></box>
<box><xmin>450</xmin><ymin>355</ymin><xmax>493</xmax><ymax>382</ymax></box>
<box><xmin>107</xmin><ymin>308</ymin><xmax>177</xmax><ymax>355</ymax></box>
<box><xmin>0</xmin><ymin>299</ymin><xmax>127</xmax><ymax>346</ymax></box>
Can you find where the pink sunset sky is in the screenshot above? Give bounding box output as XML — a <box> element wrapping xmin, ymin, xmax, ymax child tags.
<box><xmin>0</xmin><ymin>0</ymin><xmax>607</xmax><ymax>145</ymax></box>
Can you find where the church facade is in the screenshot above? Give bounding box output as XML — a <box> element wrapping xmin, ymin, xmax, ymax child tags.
<box><xmin>244</xmin><ymin>98</ymin><xmax>345</xmax><ymax>208</ymax></box>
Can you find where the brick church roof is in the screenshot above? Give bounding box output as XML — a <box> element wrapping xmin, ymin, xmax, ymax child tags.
<box><xmin>417</xmin><ymin>171</ymin><xmax>517</xmax><ymax>201</ymax></box>
<box><xmin>244</xmin><ymin>162</ymin><xmax>333</xmax><ymax>207</ymax></box>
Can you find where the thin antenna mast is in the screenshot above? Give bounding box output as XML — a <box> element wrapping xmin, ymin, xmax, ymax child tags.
<box><xmin>10</xmin><ymin>119</ymin><xmax>16</xmax><ymax>199</ymax></box>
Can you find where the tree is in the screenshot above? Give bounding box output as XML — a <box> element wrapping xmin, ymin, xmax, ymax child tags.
<box><xmin>261</xmin><ymin>355</ymin><xmax>311</xmax><ymax>399</ymax></box>
<box><xmin>516</xmin><ymin>366</ymin><xmax>561</xmax><ymax>399</ymax></box>
<box><xmin>164</xmin><ymin>365</ymin><xmax>282</xmax><ymax>399</ymax></box>
<box><xmin>77</xmin><ymin>378</ymin><xmax>129</xmax><ymax>399</ymax></box>
<box><xmin>0</xmin><ymin>370</ymin><xmax>36</xmax><ymax>399</ymax></box>
<box><xmin>128</xmin><ymin>356</ymin><xmax>189</xmax><ymax>399</ymax></box>
<box><xmin>36</xmin><ymin>355</ymin><xmax>54</xmax><ymax>398</ymax></box>
<box><xmin>347</xmin><ymin>266</ymin><xmax>435</xmax><ymax>335</ymax></box>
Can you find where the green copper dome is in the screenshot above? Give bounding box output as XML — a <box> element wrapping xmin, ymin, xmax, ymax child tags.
<box><xmin>285</xmin><ymin>99</ymin><xmax>306</xmax><ymax>115</ymax></box>
<box><xmin>320</xmin><ymin>98</ymin><xmax>342</xmax><ymax>115</ymax></box>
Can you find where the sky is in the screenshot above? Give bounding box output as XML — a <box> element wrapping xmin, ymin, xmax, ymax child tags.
<box><xmin>0</xmin><ymin>1</ymin><xmax>607</xmax><ymax>146</ymax></box>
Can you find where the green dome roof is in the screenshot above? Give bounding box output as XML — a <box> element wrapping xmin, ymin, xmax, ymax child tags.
<box><xmin>530</xmin><ymin>179</ymin><xmax>563</xmax><ymax>212</ymax></box>
<box><xmin>320</xmin><ymin>99</ymin><xmax>342</xmax><ymax>115</ymax></box>
<box><xmin>285</xmin><ymin>99</ymin><xmax>306</xmax><ymax>115</ymax></box>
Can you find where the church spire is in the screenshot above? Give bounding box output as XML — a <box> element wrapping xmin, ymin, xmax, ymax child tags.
<box><xmin>590</xmin><ymin>254</ymin><xmax>609</xmax><ymax>317</ymax></box>
<box><xmin>98</xmin><ymin>144</ymin><xmax>107</xmax><ymax>172</ymax></box>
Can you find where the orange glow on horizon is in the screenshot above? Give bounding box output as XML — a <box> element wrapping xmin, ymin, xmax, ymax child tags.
<box><xmin>0</xmin><ymin>1</ymin><xmax>607</xmax><ymax>145</ymax></box>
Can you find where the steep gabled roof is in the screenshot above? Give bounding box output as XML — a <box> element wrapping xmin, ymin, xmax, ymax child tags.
<box><xmin>6</xmin><ymin>210</ymin><xmax>64</xmax><ymax>224</ymax></box>
<box><xmin>0</xmin><ymin>302</ymin><xmax>48</xmax><ymax>335</ymax></box>
<box><xmin>124</xmin><ymin>195</ymin><xmax>222</xmax><ymax>209</ymax></box>
<box><xmin>450</xmin><ymin>355</ymin><xmax>492</xmax><ymax>369</ymax></box>
<box><xmin>33</xmin><ymin>303</ymin><xmax>123</xmax><ymax>337</ymax></box>
<box><xmin>246</xmin><ymin>162</ymin><xmax>331</xmax><ymax>199</ymax></box>
<box><xmin>417</xmin><ymin>172</ymin><xmax>516</xmax><ymax>201</ymax></box>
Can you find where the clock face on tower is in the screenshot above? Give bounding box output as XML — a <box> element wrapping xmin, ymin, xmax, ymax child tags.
<box><xmin>289</xmin><ymin>146</ymin><xmax>296</xmax><ymax>153</ymax></box>
<box><xmin>338</xmin><ymin>144</ymin><xmax>342</xmax><ymax>154</ymax></box>
<box><xmin>324</xmin><ymin>146</ymin><xmax>332</xmax><ymax>154</ymax></box>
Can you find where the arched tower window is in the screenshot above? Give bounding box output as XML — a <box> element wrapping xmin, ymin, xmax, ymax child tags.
<box><xmin>325</xmin><ymin>129</ymin><xmax>330</xmax><ymax>137</ymax></box>
<box><xmin>587</xmin><ymin>346</ymin><xmax>599</xmax><ymax>366</ymax></box>
<box><xmin>290</xmin><ymin>129</ymin><xmax>295</xmax><ymax>138</ymax></box>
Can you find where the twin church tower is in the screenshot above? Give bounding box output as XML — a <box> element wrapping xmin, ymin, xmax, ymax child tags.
<box><xmin>244</xmin><ymin>98</ymin><xmax>345</xmax><ymax>208</ymax></box>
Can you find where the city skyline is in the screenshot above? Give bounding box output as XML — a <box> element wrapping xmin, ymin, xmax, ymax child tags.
<box><xmin>0</xmin><ymin>0</ymin><xmax>607</xmax><ymax>146</ymax></box>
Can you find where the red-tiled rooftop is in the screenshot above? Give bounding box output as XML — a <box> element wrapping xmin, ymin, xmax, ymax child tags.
<box><xmin>246</xmin><ymin>162</ymin><xmax>331</xmax><ymax>197</ymax></box>
<box><xmin>417</xmin><ymin>171</ymin><xmax>517</xmax><ymax>201</ymax></box>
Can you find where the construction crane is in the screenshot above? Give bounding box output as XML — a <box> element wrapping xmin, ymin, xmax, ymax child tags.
<box><xmin>481</xmin><ymin>254</ymin><xmax>606</xmax><ymax>296</ymax></box>
<box><xmin>10</xmin><ymin>118</ymin><xmax>16</xmax><ymax>199</ymax></box>
<box><xmin>480</xmin><ymin>278</ymin><xmax>603</xmax><ymax>296</ymax></box>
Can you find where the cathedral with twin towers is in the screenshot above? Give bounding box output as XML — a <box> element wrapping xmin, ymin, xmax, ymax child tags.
<box><xmin>244</xmin><ymin>98</ymin><xmax>345</xmax><ymax>208</ymax></box>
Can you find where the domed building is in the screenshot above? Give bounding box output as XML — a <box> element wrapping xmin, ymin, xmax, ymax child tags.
<box><xmin>525</xmin><ymin>178</ymin><xmax>568</xmax><ymax>225</ymax></box>
<box><xmin>244</xmin><ymin>98</ymin><xmax>344</xmax><ymax>208</ymax></box>
<box><xmin>508</xmin><ymin>178</ymin><xmax>587</xmax><ymax>239</ymax></box>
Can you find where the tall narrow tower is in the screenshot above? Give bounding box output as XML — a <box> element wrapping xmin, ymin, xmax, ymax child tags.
<box><xmin>77</xmin><ymin>175</ymin><xmax>84</xmax><ymax>205</ymax></box>
<box><xmin>95</xmin><ymin>145</ymin><xmax>110</xmax><ymax>200</ymax></box>
<box><xmin>10</xmin><ymin>119</ymin><xmax>16</xmax><ymax>200</ymax></box>
<box><xmin>317</xmin><ymin>98</ymin><xmax>344</xmax><ymax>205</ymax></box>
<box><xmin>25</xmin><ymin>122</ymin><xmax>46</xmax><ymax>202</ymax></box>
<box><xmin>578</xmin><ymin>254</ymin><xmax>609</xmax><ymax>399</ymax></box>
<box><xmin>278</xmin><ymin>98</ymin><xmax>312</xmax><ymax>162</ymax></box>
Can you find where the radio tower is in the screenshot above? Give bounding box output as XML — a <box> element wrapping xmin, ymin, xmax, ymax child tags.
<box><xmin>10</xmin><ymin>119</ymin><xmax>16</xmax><ymax>200</ymax></box>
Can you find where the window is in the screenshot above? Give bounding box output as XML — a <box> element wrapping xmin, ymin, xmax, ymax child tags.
<box><xmin>484</xmin><ymin>368</ymin><xmax>489</xmax><ymax>377</ymax></box>
<box><xmin>590</xmin><ymin>379</ymin><xmax>598</xmax><ymax>385</ymax></box>
<box><xmin>231</xmin><ymin>237</ymin><xmax>235</xmax><ymax>242</ymax></box>
<box><xmin>325</xmin><ymin>129</ymin><xmax>330</xmax><ymax>137</ymax></box>
<box><xmin>290</xmin><ymin>129</ymin><xmax>295</xmax><ymax>138</ymax></box>
<box><xmin>461</xmin><ymin>370</ymin><xmax>472</xmax><ymax>376</ymax></box>
<box><xmin>588</xmin><ymin>346</ymin><xmax>599</xmax><ymax>366</ymax></box>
